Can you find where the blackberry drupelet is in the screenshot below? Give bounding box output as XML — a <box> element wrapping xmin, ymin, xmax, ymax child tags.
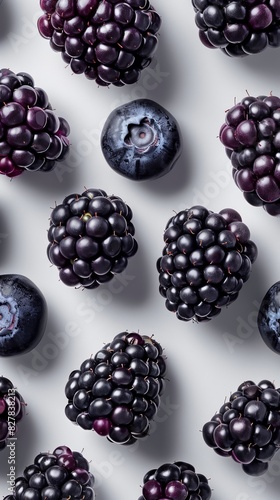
<box><xmin>157</xmin><ymin>206</ymin><xmax>257</xmax><ymax>322</ymax></box>
<box><xmin>139</xmin><ymin>461</ymin><xmax>212</xmax><ymax>500</ymax></box>
<box><xmin>202</xmin><ymin>379</ymin><xmax>280</xmax><ymax>476</ymax></box>
<box><xmin>192</xmin><ymin>0</ymin><xmax>280</xmax><ymax>57</ymax></box>
<box><xmin>3</xmin><ymin>445</ymin><xmax>95</xmax><ymax>499</ymax></box>
<box><xmin>38</xmin><ymin>0</ymin><xmax>161</xmax><ymax>87</ymax></box>
<box><xmin>47</xmin><ymin>188</ymin><xmax>138</xmax><ymax>288</ymax></box>
<box><xmin>0</xmin><ymin>376</ymin><xmax>26</xmax><ymax>451</ymax></box>
<box><xmin>220</xmin><ymin>93</ymin><xmax>280</xmax><ymax>216</ymax></box>
<box><xmin>0</xmin><ymin>68</ymin><xmax>70</xmax><ymax>178</ymax></box>
<box><xmin>64</xmin><ymin>331</ymin><xmax>167</xmax><ymax>445</ymax></box>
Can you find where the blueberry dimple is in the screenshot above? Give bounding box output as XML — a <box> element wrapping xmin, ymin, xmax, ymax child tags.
<box><xmin>258</xmin><ymin>281</ymin><xmax>280</xmax><ymax>354</ymax></box>
<box><xmin>100</xmin><ymin>98</ymin><xmax>182</xmax><ymax>181</ymax></box>
<box><xmin>0</xmin><ymin>274</ymin><xmax>47</xmax><ymax>356</ymax></box>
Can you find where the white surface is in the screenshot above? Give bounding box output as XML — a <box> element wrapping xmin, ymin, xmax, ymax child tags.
<box><xmin>1</xmin><ymin>1</ymin><xmax>280</xmax><ymax>499</ymax></box>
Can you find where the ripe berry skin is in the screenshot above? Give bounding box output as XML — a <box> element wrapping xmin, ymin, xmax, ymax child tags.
<box><xmin>157</xmin><ymin>205</ymin><xmax>257</xmax><ymax>322</ymax></box>
<box><xmin>38</xmin><ymin>0</ymin><xmax>161</xmax><ymax>87</ymax></box>
<box><xmin>0</xmin><ymin>274</ymin><xmax>47</xmax><ymax>356</ymax></box>
<box><xmin>202</xmin><ymin>380</ymin><xmax>280</xmax><ymax>476</ymax></box>
<box><xmin>192</xmin><ymin>0</ymin><xmax>280</xmax><ymax>57</ymax></box>
<box><xmin>101</xmin><ymin>99</ymin><xmax>182</xmax><ymax>181</ymax></box>
<box><xmin>0</xmin><ymin>68</ymin><xmax>70</xmax><ymax>178</ymax></box>
<box><xmin>47</xmin><ymin>188</ymin><xmax>137</xmax><ymax>289</ymax></box>
<box><xmin>220</xmin><ymin>94</ymin><xmax>280</xmax><ymax>216</ymax></box>
<box><xmin>64</xmin><ymin>331</ymin><xmax>167</xmax><ymax>445</ymax></box>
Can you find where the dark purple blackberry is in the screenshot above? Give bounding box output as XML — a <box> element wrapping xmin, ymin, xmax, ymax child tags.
<box><xmin>47</xmin><ymin>188</ymin><xmax>138</xmax><ymax>288</ymax></box>
<box><xmin>139</xmin><ymin>461</ymin><xmax>212</xmax><ymax>500</ymax></box>
<box><xmin>0</xmin><ymin>68</ymin><xmax>70</xmax><ymax>178</ymax></box>
<box><xmin>64</xmin><ymin>331</ymin><xmax>167</xmax><ymax>445</ymax></box>
<box><xmin>38</xmin><ymin>0</ymin><xmax>161</xmax><ymax>87</ymax></box>
<box><xmin>220</xmin><ymin>93</ymin><xmax>280</xmax><ymax>216</ymax></box>
<box><xmin>157</xmin><ymin>206</ymin><xmax>258</xmax><ymax>322</ymax></box>
<box><xmin>0</xmin><ymin>376</ymin><xmax>26</xmax><ymax>451</ymax></box>
<box><xmin>3</xmin><ymin>445</ymin><xmax>95</xmax><ymax>499</ymax></box>
<box><xmin>192</xmin><ymin>0</ymin><xmax>280</xmax><ymax>57</ymax></box>
<box><xmin>202</xmin><ymin>379</ymin><xmax>280</xmax><ymax>476</ymax></box>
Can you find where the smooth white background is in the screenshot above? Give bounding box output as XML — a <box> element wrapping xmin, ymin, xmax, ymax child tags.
<box><xmin>1</xmin><ymin>1</ymin><xmax>280</xmax><ymax>499</ymax></box>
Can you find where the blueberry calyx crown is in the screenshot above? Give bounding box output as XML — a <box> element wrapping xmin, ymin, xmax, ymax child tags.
<box><xmin>124</xmin><ymin>117</ymin><xmax>158</xmax><ymax>153</ymax></box>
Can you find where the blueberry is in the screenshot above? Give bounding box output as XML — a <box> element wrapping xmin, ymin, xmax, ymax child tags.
<box><xmin>258</xmin><ymin>281</ymin><xmax>280</xmax><ymax>354</ymax></box>
<box><xmin>101</xmin><ymin>99</ymin><xmax>182</xmax><ymax>181</ymax></box>
<box><xmin>0</xmin><ymin>274</ymin><xmax>47</xmax><ymax>356</ymax></box>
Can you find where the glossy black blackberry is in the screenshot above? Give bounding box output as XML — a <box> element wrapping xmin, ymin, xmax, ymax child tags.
<box><xmin>3</xmin><ymin>445</ymin><xmax>95</xmax><ymax>499</ymax></box>
<box><xmin>0</xmin><ymin>68</ymin><xmax>70</xmax><ymax>178</ymax></box>
<box><xmin>157</xmin><ymin>206</ymin><xmax>258</xmax><ymax>322</ymax></box>
<box><xmin>47</xmin><ymin>188</ymin><xmax>138</xmax><ymax>288</ymax></box>
<box><xmin>139</xmin><ymin>461</ymin><xmax>212</xmax><ymax>500</ymax></box>
<box><xmin>220</xmin><ymin>93</ymin><xmax>280</xmax><ymax>216</ymax></box>
<box><xmin>64</xmin><ymin>331</ymin><xmax>167</xmax><ymax>445</ymax></box>
<box><xmin>38</xmin><ymin>0</ymin><xmax>161</xmax><ymax>87</ymax></box>
<box><xmin>202</xmin><ymin>379</ymin><xmax>280</xmax><ymax>476</ymax></box>
<box><xmin>192</xmin><ymin>0</ymin><xmax>280</xmax><ymax>57</ymax></box>
<box><xmin>0</xmin><ymin>376</ymin><xmax>26</xmax><ymax>451</ymax></box>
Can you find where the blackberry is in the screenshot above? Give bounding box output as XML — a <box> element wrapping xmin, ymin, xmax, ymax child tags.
<box><xmin>192</xmin><ymin>0</ymin><xmax>280</xmax><ymax>57</ymax></box>
<box><xmin>38</xmin><ymin>0</ymin><xmax>161</xmax><ymax>88</ymax></box>
<box><xmin>157</xmin><ymin>206</ymin><xmax>257</xmax><ymax>322</ymax></box>
<box><xmin>202</xmin><ymin>379</ymin><xmax>280</xmax><ymax>476</ymax></box>
<box><xmin>220</xmin><ymin>93</ymin><xmax>280</xmax><ymax>216</ymax></box>
<box><xmin>3</xmin><ymin>445</ymin><xmax>95</xmax><ymax>499</ymax></box>
<box><xmin>47</xmin><ymin>188</ymin><xmax>138</xmax><ymax>288</ymax></box>
<box><xmin>64</xmin><ymin>331</ymin><xmax>167</xmax><ymax>445</ymax></box>
<box><xmin>0</xmin><ymin>68</ymin><xmax>70</xmax><ymax>178</ymax></box>
<box><xmin>139</xmin><ymin>461</ymin><xmax>212</xmax><ymax>500</ymax></box>
<box><xmin>0</xmin><ymin>376</ymin><xmax>26</xmax><ymax>451</ymax></box>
